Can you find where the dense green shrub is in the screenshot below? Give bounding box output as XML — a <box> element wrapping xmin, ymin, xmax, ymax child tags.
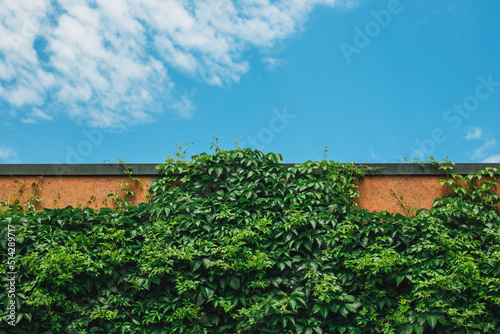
<box><xmin>1</xmin><ymin>148</ymin><xmax>500</xmax><ymax>333</ymax></box>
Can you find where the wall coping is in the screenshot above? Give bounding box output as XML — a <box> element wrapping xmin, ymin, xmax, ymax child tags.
<box><xmin>0</xmin><ymin>163</ymin><xmax>499</xmax><ymax>176</ymax></box>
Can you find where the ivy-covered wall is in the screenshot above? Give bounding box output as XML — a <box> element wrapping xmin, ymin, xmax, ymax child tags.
<box><xmin>1</xmin><ymin>165</ymin><xmax>498</xmax><ymax>215</ymax></box>
<box><xmin>1</xmin><ymin>149</ymin><xmax>500</xmax><ymax>333</ymax></box>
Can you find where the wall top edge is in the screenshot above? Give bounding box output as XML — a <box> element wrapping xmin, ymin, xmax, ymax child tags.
<box><xmin>0</xmin><ymin>163</ymin><xmax>499</xmax><ymax>177</ymax></box>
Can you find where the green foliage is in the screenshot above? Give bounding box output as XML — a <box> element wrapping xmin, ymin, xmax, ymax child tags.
<box><xmin>1</xmin><ymin>147</ymin><xmax>500</xmax><ymax>333</ymax></box>
<box><xmin>398</xmin><ymin>156</ymin><xmax>456</xmax><ymax>173</ymax></box>
<box><xmin>105</xmin><ymin>159</ymin><xmax>151</xmax><ymax>209</ymax></box>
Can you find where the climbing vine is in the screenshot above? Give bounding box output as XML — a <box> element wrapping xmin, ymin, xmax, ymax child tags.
<box><xmin>1</xmin><ymin>145</ymin><xmax>500</xmax><ymax>333</ymax></box>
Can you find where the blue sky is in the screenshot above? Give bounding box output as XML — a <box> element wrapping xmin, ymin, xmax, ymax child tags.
<box><xmin>1</xmin><ymin>0</ymin><xmax>500</xmax><ymax>164</ymax></box>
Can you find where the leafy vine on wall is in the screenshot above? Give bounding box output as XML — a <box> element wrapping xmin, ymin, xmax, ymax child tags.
<box><xmin>1</xmin><ymin>145</ymin><xmax>500</xmax><ymax>333</ymax></box>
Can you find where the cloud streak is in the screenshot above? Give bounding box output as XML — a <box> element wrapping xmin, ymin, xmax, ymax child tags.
<box><xmin>21</xmin><ymin>107</ymin><xmax>53</xmax><ymax>123</ymax></box>
<box><xmin>465</xmin><ymin>127</ymin><xmax>482</xmax><ymax>140</ymax></box>
<box><xmin>0</xmin><ymin>144</ymin><xmax>20</xmax><ymax>163</ymax></box>
<box><xmin>470</xmin><ymin>139</ymin><xmax>496</xmax><ymax>160</ymax></box>
<box><xmin>482</xmin><ymin>155</ymin><xmax>500</xmax><ymax>163</ymax></box>
<box><xmin>0</xmin><ymin>0</ymin><xmax>354</xmax><ymax>128</ymax></box>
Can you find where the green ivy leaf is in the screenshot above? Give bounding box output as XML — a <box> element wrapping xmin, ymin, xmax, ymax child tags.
<box><xmin>228</xmin><ymin>276</ymin><xmax>240</xmax><ymax>290</ymax></box>
<box><xmin>426</xmin><ymin>314</ymin><xmax>439</xmax><ymax>329</ymax></box>
<box><xmin>344</xmin><ymin>302</ymin><xmax>361</xmax><ymax>313</ymax></box>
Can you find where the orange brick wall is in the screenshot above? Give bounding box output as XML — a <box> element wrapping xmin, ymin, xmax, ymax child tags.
<box><xmin>1</xmin><ymin>174</ymin><xmax>498</xmax><ymax>214</ymax></box>
<box><xmin>0</xmin><ymin>176</ymin><xmax>151</xmax><ymax>210</ymax></box>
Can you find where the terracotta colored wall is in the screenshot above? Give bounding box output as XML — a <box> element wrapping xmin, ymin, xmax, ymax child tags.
<box><xmin>355</xmin><ymin>176</ymin><xmax>500</xmax><ymax>215</ymax></box>
<box><xmin>355</xmin><ymin>176</ymin><xmax>445</xmax><ymax>215</ymax></box>
<box><xmin>0</xmin><ymin>174</ymin><xmax>498</xmax><ymax>214</ymax></box>
<box><xmin>0</xmin><ymin>176</ymin><xmax>151</xmax><ymax>210</ymax></box>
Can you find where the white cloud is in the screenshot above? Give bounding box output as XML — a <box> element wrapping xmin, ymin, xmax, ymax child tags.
<box><xmin>470</xmin><ymin>139</ymin><xmax>496</xmax><ymax>160</ymax></box>
<box><xmin>0</xmin><ymin>0</ymin><xmax>355</xmax><ymax>128</ymax></box>
<box><xmin>262</xmin><ymin>56</ymin><xmax>288</xmax><ymax>71</ymax></box>
<box><xmin>21</xmin><ymin>107</ymin><xmax>53</xmax><ymax>123</ymax></box>
<box><xmin>367</xmin><ymin>147</ymin><xmax>379</xmax><ymax>160</ymax></box>
<box><xmin>482</xmin><ymin>154</ymin><xmax>500</xmax><ymax>163</ymax></box>
<box><xmin>465</xmin><ymin>127</ymin><xmax>482</xmax><ymax>140</ymax></box>
<box><xmin>169</xmin><ymin>95</ymin><xmax>196</xmax><ymax>119</ymax></box>
<box><xmin>0</xmin><ymin>144</ymin><xmax>20</xmax><ymax>163</ymax></box>
<box><xmin>21</xmin><ymin>118</ymin><xmax>36</xmax><ymax>124</ymax></box>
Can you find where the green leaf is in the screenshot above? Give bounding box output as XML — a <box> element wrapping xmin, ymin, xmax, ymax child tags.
<box><xmin>228</xmin><ymin>276</ymin><xmax>241</xmax><ymax>290</ymax></box>
<box><xmin>340</xmin><ymin>307</ymin><xmax>349</xmax><ymax>317</ymax></box>
<box><xmin>219</xmin><ymin>277</ymin><xmax>227</xmax><ymax>290</ymax></box>
<box><xmin>319</xmin><ymin>307</ymin><xmax>329</xmax><ymax>319</ymax></box>
<box><xmin>413</xmin><ymin>324</ymin><xmax>424</xmax><ymax>334</ymax></box>
<box><xmin>342</xmin><ymin>295</ymin><xmax>356</xmax><ymax>303</ymax></box>
<box><xmin>400</xmin><ymin>324</ymin><xmax>414</xmax><ymax>334</ymax></box>
<box><xmin>202</xmin><ymin>258</ymin><xmax>211</xmax><ymax>269</ymax></box>
<box><xmin>289</xmin><ymin>298</ymin><xmax>297</xmax><ymax>311</ymax></box>
<box><xmin>23</xmin><ymin>313</ymin><xmax>32</xmax><ymax>322</ymax></box>
<box><xmin>310</xmin><ymin>219</ymin><xmax>317</xmax><ymax>229</ymax></box>
<box><xmin>345</xmin><ymin>302</ymin><xmax>361</xmax><ymax>313</ymax></box>
<box><xmin>426</xmin><ymin>314</ymin><xmax>439</xmax><ymax>329</ymax></box>
<box><xmin>203</xmin><ymin>286</ymin><xmax>215</xmax><ymax>300</ymax></box>
<box><xmin>192</xmin><ymin>260</ymin><xmax>202</xmax><ymax>271</ymax></box>
<box><xmin>271</xmin><ymin>276</ymin><xmax>282</xmax><ymax>287</ymax></box>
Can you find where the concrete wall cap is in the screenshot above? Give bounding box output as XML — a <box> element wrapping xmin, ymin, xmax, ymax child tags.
<box><xmin>0</xmin><ymin>163</ymin><xmax>499</xmax><ymax>176</ymax></box>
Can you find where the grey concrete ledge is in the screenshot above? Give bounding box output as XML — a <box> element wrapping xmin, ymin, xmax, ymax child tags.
<box><xmin>0</xmin><ymin>163</ymin><xmax>499</xmax><ymax>176</ymax></box>
<box><xmin>360</xmin><ymin>163</ymin><xmax>500</xmax><ymax>176</ymax></box>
